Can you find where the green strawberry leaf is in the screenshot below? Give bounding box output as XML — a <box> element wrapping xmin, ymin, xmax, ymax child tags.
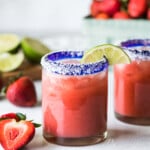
<box><xmin>16</xmin><ymin>112</ymin><xmax>26</xmax><ymax>120</ymax></box>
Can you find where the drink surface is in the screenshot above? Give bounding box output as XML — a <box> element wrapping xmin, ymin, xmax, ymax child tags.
<box><xmin>114</xmin><ymin>60</ymin><xmax>150</xmax><ymax>118</ymax></box>
<box><xmin>42</xmin><ymin>69</ymin><xmax>108</xmax><ymax>138</ymax></box>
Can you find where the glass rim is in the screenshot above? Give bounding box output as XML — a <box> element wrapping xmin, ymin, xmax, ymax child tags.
<box><xmin>121</xmin><ymin>39</ymin><xmax>150</xmax><ymax>60</ymax></box>
<box><xmin>41</xmin><ymin>50</ymin><xmax>108</xmax><ymax>76</ymax></box>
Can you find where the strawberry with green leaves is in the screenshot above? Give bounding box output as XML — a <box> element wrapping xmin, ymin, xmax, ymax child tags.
<box><xmin>0</xmin><ymin>112</ymin><xmax>40</xmax><ymax>150</ymax></box>
<box><xmin>0</xmin><ymin>112</ymin><xmax>26</xmax><ymax>121</ymax></box>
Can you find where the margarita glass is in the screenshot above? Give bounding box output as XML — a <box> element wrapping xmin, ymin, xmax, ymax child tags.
<box><xmin>114</xmin><ymin>39</ymin><xmax>150</xmax><ymax>125</ymax></box>
<box><xmin>41</xmin><ymin>50</ymin><xmax>108</xmax><ymax>146</ymax></box>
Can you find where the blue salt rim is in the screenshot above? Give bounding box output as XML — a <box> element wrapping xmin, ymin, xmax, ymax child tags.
<box><xmin>121</xmin><ymin>39</ymin><xmax>150</xmax><ymax>59</ymax></box>
<box><xmin>41</xmin><ymin>50</ymin><xmax>108</xmax><ymax>76</ymax></box>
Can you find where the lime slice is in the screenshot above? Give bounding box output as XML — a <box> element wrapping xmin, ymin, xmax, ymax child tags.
<box><xmin>81</xmin><ymin>44</ymin><xmax>131</xmax><ymax>65</ymax></box>
<box><xmin>21</xmin><ymin>37</ymin><xmax>51</xmax><ymax>63</ymax></box>
<box><xmin>0</xmin><ymin>51</ymin><xmax>24</xmax><ymax>72</ymax></box>
<box><xmin>0</xmin><ymin>34</ymin><xmax>20</xmax><ymax>54</ymax></box>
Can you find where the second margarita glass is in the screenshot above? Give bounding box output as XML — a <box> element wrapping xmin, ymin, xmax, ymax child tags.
<box><xmin>114</xmin><ymin>39</ymin><xmax>150</xmax><ymax>125</ymax></box>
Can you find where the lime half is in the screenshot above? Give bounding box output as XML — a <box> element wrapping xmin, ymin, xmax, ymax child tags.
<box><xmin>0</xmin><ymin>51</ymin><xmax>24</xmax><ymax>72</ymax></box>
<box><xmin>21</xmin><ymin>37</ymin><xmax>51</xmax><ymax>63</ymax></box>
<box><xmin>0</xmin><ymin>34</ymin><xmax>20</xmax><ymax>54</ymax></box>
<box><xmin>81</xmin><ymin>44</ymin><xmax>131</xmax><ymax>65</ymax></box>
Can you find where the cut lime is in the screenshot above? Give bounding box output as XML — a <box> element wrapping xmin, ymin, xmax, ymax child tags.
<box><xmin>0</xmin><ymin>51</ymin><xmax>24</xmax><ymax>72</ymax></box>
<box><xmin>21</xmin><ymin>37</ymin><xmax>51</xmax><ymax>63</ymax></box>
<box><xmin>0</xmin><ymin>34</ymin><xmax>20</xmax><ymax>54</ymax></box>
<box><xmin>81</xmin><ymin>44</ymin><xmax>131</xmax><ymax>65</ymax></box>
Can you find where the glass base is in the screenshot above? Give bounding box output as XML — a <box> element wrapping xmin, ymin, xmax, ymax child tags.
<box><xmin>43</xmin><ymin>131</ymin><xmax>107</xmax><ymax>146</ymax></box>
<box><xmin>115</xmin><ymin>112</ymin><xmax>150</xmax><ymax>125</ymax></box>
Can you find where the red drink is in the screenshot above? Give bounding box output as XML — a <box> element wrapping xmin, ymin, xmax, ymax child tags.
<box><xmin>114</xmin><ymin>61</ymin><xmax>150</xmax><ymax>125</ymax></box>
<box><xmin>114</xmin><ymin>39</ymin><xmax>150</xmax><ymax>125</ymax></box>
<box><xmin>41</xmin><ymin>51</ymin><xmax>108</xmax><ymax>145</ymax></box>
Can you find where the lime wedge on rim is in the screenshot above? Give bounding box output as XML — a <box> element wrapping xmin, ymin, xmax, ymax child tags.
<box><xmin>81</xmin><ymin>44</ymin><xmax>131</xmax><ymax>65</ymax></box>
<box><xmin>21</xmin><ymin>37</ymin><xmax>51</xmax><ymax>63</ymax></box>
<box><xmin>0</xmin><ymin>51</ymin><xmax>24</xmax><ymax>72</ymax></box>
<box><xmin>0</xmin><ymin>34</ymin><xmax>20</xmax><ymax>54</ymax></box>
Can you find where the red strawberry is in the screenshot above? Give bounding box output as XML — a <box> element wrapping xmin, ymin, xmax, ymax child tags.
<box><xmin>99</xmin><ymin>0</ymin><xmax>121</xmax><ymax>16</ymax></box>
<box><xmin>90</xmin><ymin>1</ymin><xmax>101</xmax><ymax>17</ymax></box>
<box><xmin>128</xmin><ymin>0</ymin><xmax>147</xmax><ymax>18</ymax></box>
<box><xmin>6</xmin><ymin>76</ymin><xmax>37</xmax><ymax>107</ymax></box>
<box><xmin>0</xmin><ymin>119</ymin><xmax>35</xmax><ymax>150</ymax></box>
<box><xmin>95</xmin><ymin>12</ymin><xmax>110</xmax><ymax>19</ymax></box>
<box><xmin>0</xmin><ymin>112</ymin><xmax>41</xmax><ymax>150</ymax></box>
<box><xmin>0</xmin><ymin>112</ymin><xmax>26</xmax><ymax>121</ymax></box>
<box><xmin>147</xmin><ymin>8</ymin><xmax>150</xmax><ymax>19</ymax></box>
<box><xmin>113</xmin><ymin>11</ymin><xmax>130</xmax><ymax>19</ymax></box>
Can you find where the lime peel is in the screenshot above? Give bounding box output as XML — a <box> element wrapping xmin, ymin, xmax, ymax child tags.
<box><xmin>21</xmin><ymin>37</ymin><xmax>51</xmax><ymax>63</ymax></box>
<box><xmin>81</xmin><ymin>44</ymin><xmax>131</xmax><ymax>65</ymax></box>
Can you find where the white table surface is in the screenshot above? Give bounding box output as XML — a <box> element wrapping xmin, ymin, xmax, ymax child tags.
<box><xmin>0</xmin><ymin>71</ymin><xmax>150</xmax><ymax>150</ymax></box>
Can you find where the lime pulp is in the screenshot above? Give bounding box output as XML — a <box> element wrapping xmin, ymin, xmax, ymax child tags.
<box><xmin>0</xmin><ymin>34</ymin><xmax>20</xmax><ymax>54</ymax></box>
<box><xmin>81</xmin><ymin>44</ymin><xmax>131</xmax><ymax>65</ymax></box>
<box><xmin>0</xmin><ymin>51</ymin><xmax>24</xmax><ymax>72</ymax></box>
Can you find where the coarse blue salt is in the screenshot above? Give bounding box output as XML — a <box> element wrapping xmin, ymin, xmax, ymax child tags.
<box><xmin>41</xmin><ymin>50</ymin><xmax>108</xmax><ymax>76</ymax></box>
<box><xmin>121</xmin><ymin>39</ymin><xmax>150</xmax><ymax>60</ymax></box>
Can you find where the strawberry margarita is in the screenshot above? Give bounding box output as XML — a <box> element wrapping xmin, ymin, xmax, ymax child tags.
<box><xmin>114</xmin><ymin>39</ymin><xmax>150</xmax><ymax>125</ymax></box>
<box><xmin>41</xmin><ymin>51</ymin><xmax>108</xmax><ymax>146</ymax></box>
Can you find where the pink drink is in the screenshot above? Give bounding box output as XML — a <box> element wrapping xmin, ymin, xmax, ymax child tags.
<box><xmin>114</xmin><ymin>39</ymin><xmax>150</xmax><ymax>125</ymax></box>
<box><xmin>114</xmin><ymin>61</ymin><xmax>150</xmax><ymax>125</ymax></box>
<box><xmin>41</xmin><ymin>51</ymin><xmax>108</xmax><ymax>145</ymax></box>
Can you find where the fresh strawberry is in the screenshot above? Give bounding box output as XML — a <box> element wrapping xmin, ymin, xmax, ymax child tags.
<box><xmin>0</xmin><ymin>112</ymin><xmax>41</xmax><ymax>150</ymax></box>
<box><xmin>113</xmin><ymin>11</ymin><xmax>130</xmax><ymax>19</ymax></box>
<box><xmin>99</xmin><ymin>0</ymin><xmax>121</xmax><ymax>16</ymax></box>
<box><xmin>95</xmin><ymin>12</ymin><xmax>110</xmax><ymax>19</ymax></box>
<box><xmin>6</xmin><ymin>76</ymin><xmax>37</xmax><ymax>107</ymax></box>
<box><xmin>90</xmin><ymin>1</ymin><xmax>101</xmax><ymax>17</ymax></box>
<box><xmin>147</xmin><ymin>8</ymin><xmax>150</xmax><ymax>19</ymax></box>
<box><xmin>0</xmin><ymin>119</ymin><xmax>34</xmax><ymax>150</ymax></box>
<box><xmin>0</xmin><ymin>112</ymin><xmax>26</xmax><ymax>121</ymax></box>
<box><xmin>128</xmin><ymin>0</ymin><xmax>147</xmax><ymax>18</ymax></box>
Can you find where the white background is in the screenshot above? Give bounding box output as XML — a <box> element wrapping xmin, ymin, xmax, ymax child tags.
<box><xmin>0</xmin><ymin>0</ymin><xmax>91</xmax><ymax>34</ymax></box>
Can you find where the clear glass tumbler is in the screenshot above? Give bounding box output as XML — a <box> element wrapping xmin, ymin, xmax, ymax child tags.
<box><xmin>114</xmin><ymin>39</ymin><xmax>150</xmax><ymax>125</ymax></box>
<box><xmin>41</xmin><ymin>50</ymin><xmax>108</xmax><ymax>146</ymax></box>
